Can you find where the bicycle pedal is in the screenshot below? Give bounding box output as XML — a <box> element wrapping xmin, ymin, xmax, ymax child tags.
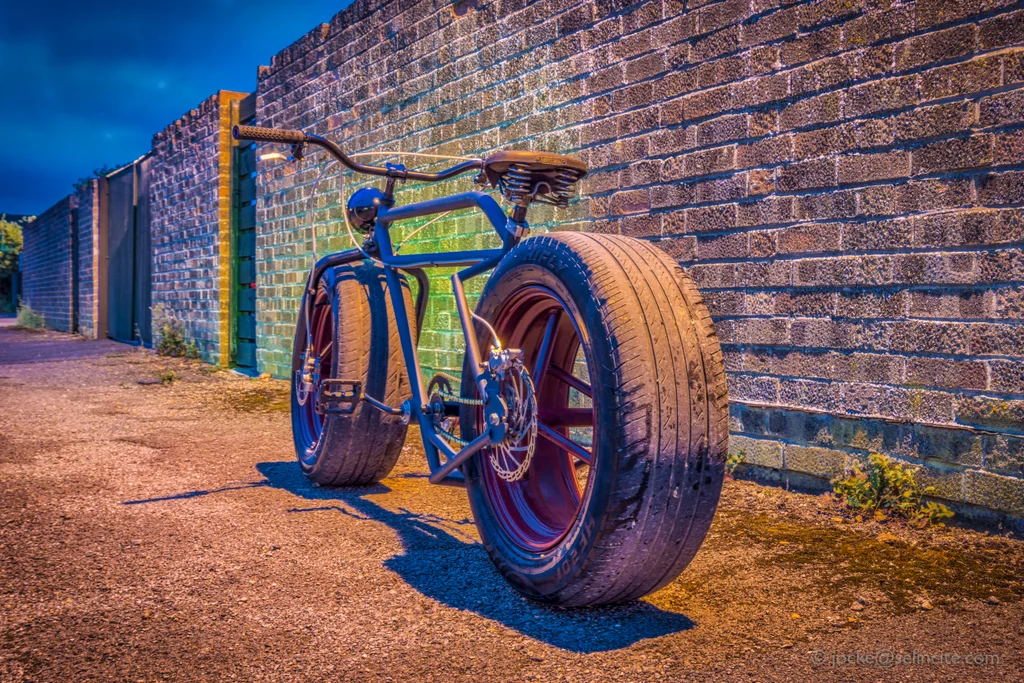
<box><xmin>316</xmin><ymin>379</ymin><xmax>362</xmax><ymax>415</ymax></box>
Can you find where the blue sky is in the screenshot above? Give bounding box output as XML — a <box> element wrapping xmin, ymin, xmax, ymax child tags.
<box><xmin>0</xmin><ymin>0</ymin><xmax>353</xmax><ymax>216</ymax></box>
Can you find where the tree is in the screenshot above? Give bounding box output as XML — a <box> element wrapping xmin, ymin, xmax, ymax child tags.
<box><xmin>0</xmin><ymin>215</ymin><xmax>23</xmax><ymax>277</ymax></box>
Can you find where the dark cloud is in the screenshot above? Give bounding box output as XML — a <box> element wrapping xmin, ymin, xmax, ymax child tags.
<box><xmin>0</xmin><ymin>0</ymin><xmax>352</xmax><ymax>215</ymax></box>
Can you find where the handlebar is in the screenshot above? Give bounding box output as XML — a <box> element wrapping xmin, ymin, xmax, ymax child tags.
<box><xmin>233</xmin><ymin>125</ymin><xmax>483</xmax><ymax>183</ymax></box>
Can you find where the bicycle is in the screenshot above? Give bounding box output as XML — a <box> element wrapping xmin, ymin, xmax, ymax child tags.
<box><xmin>234</xmin><ymin>124</ymin><xmax>729</xmax><ymax>606</ymax></box>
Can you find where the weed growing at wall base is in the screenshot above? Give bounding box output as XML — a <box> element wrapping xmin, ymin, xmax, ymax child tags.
<box><xmin>152</xmin><ymin>303</ymin><xmax>199</xmax><ymax>359</ymax></box>
<box><xmin>16</xmin><ymin>303</ymin><xmax>45</xmax><ymax>330</ymax></box>
<box><xmin>832</xmin><ymin>454</ymin><xmax>954</xmax><ymax>527</ymax></box>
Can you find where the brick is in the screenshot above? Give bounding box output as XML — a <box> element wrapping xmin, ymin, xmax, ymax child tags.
<box><xmin>729</xmin><ymin>435</ymin><xmax>784</xmax><ymax>469</ymax></box>
<box><xmin>776</xmin><ymin>223</ymin><xmax>842</xmax><ymax>254</ymax></box>
<box><xmin>686</xmin><ymin>204</ymin><xmax>738</xmax><ymax>232</ymax></box>
<box><xmin>697</xmin><ymin>55</ymin><xmax>747</xmax><ymax>88</ymax></box>
<box><xmin>979</xmin><ymin>9</ymin><xmax>1024</xmax><ymax>50</ymax></box>
<box><xmin>845</xmin><ymin>7</ymin><xmax>915</xmax><ymax>48</ymax></box>
<box><xmin>895</xmin><ymin>102</ymin><xmax>975</xmax><ymax>143</ymax></box>
<box><xmin>741</xmin><ymin>6</ymin><xmax>798</xmax><ymax>47</ymax></box>
<box><xmin>692</xmin><ymin>25</ymin><xmax>742</xmax><ymax>61</ymax></box>
<box><xmin>775</xmin><ymin>290</ymin><xmax>835</xmax><ymax>316</ymax></box>
<box><xmin>833</xmin><ymin>352</ymin><xmax>904</xmax><ymax>384</ymax></box>
<box><xmin>979</xmin><ymin>90</ymin><xmax>1024</xmax><ymax>127</ymax></box>
<box><xmin>914</xmin><ymin>210</ymin><xmax>1024</xmax><ymax>248</ymax></box>
<box><xmin>737</xmin><ymin>134</ymin><xmax>793</xmax><ymax>167</ymax></box>
<box><xmin>794</xmin><ymin>190</ymin><xmax>857</xmax><ymax>221</ymax></box>
<box><xmin>793</xmin><ymin>125</ymin><xmax>855</xmax><ymax>158</ymax></box>
<box><xmin>609</xmin><ymin>189</ymin><xmax>650</xmax><ymax>215</ymax></box>
<box><xmin>894</xmin><ymin>252</ymin><xmax>979</xmax><ymax>285</ymax></box>
<box><xmin>791</xmin><ymin>53</ymin><xmax>856</xmax><ymax>97</ymax></box>
<box><xmin>698</xmin><ymin>0</ymin><xmax>752</xmax><ymax>34</ymax></box>
<box><xmin>993</xmin><ymin>286</ymin><xmax>1024</xmax><ymax>319</ymax></box>
<box><xmin>856</xmin><ymin>186</ymin><xmax>896</xmax><ymax>217</ymax></box>
<box><xmin>779</xmin><ymin>92</ymin><xmax>843</xmax><ymax>130</ymax></box>
<box><xmin>777</xmin><ymin>158</ymin><xmax>836</xmax><ymax>192</ymax></box>
<box><xmin>1008</xmin><ymin>50</ymin><xmax>1024</xmax><ymax>85</ymax></box>
<box><xmin>965</xmin><ymin>470</ymin><xmax>1024</xmax><ymax>514</ymax></box>
<box><xmin>910</xmin><ymin>289</ymin><xmax>988</xmax><ymax>319</ymax></box>
<box><xmin>956</xmin><ymin>395</ymin><xmax>1024</xmax><ymax>433</ymax></box>
<box><xmin>916</xmin><ymin>0</ymin><xmax>1017</xmax><ymax>28</ymax></box>
<box><xmin>785</xmin><ymin>444</ymin><xmax>847</xmax><ymax>479</ymax></box>
<box><xmin>683</xmin><ymin>85</ymin><xmax>734</xmax><ymax>120</ymax></box>
<box><xmin>995</xmin><ymin>129</ymin><xmax>1024</xmax><ymax>165</ymax></box>
<box><xmin>696</xmin><ymin>173</ymin><xmax>749</xmax><ymax>202</ymax></box>
<box><xmin>737</xmin><ymin>196</ymin><xmax>794</xmax><ymax>227</ymax></box>
<box><xmin>894</xmin><ymin>178</ymin><xmax>973</xmax><ymax>213</ymax></box>
<box><xmin>991</xmin><ymin>360</ymin><xmax>1024</xmax><ymax>394</ymax></box>
<box><xmin>978</xmin><ymin>171</ymin><xmax>1024</xmax><ymax>206</ymax></box>
<box><xmin>656</xmin><ymin>235</ymin><xmax>697</xmax><ymax>261</ymax></box>
<box><xmin>798</xmin><ymin>0</ymin><xmax>862</xmax><ymax>30</ymax></box>
<box><xmin>970</xmin><ymin>323</ymin><xmax>1024</xmax><ymax>356</ymax></box>
<box><xmin>737</xmin><ymin>260</ymin><xmax>792</xmax><ymax>287</ymax></box>
<box><xmin>793</xmin><ymin>255</ymin><xmax>893</xmax><ymax>287</ymax></box>
<box><xmin>780</xmin><ymin>25</ymin><xmax>842</xmax><ymax>67</ymax></box>
<box><xmin>890</xmin><ymin>321</ymin><xmax>970</xmax><ymax>355</ymax></box>
<box><xmin>847</xmin><ymin>76</ymin><xmax>917</xmax><ymax>118</ymax></box>
<box><xmin>697</xmin><ymin>232</ymin><xmax>748</xmax><ymax>259</ymax></box>
<box><xmin>919</xmin><ymin>56</ymin><xmax>1002</xmax><ymax>101</ymax></box>
<box><xmin>695</xmin><ymin>114</ymin><xmax>748</xmax><ymax>147</ymax></box>
<box><xmin>894</xmin><ymin>25</ymin><xmax>975</xmax><ymax>72</ymax></box>
<box><xmin>907</xmin><ymin>357</ymin><xmax>989</xmax><ymax>391</ymax></box>
<box><xmin>836</xmin><ymin>290</ymin><xmax>908</xmax><ymax>319</ymax></box>
<box><xmin>856</xmin><ymin>45</ymin><xmax>893</xmax><ymax>79</ymax></box>
<box><xmin>844</xmin><ymin>218</ymin><xmax>913</xmax><ymax>251</ymax></box>
<box><xmin>912</xmin><ymin>136</ymin><xmax>993</xmax><ymax>175</ymax></box>
<box><xmin>838</xmin><ymin>152</ymin><xmax>910</xmax><ymax>185</ymax></box>
<box><xmin>732</xmin><ymin>72</ymin><xmax>790</xmax><ymax>109</ymax></box>
<box><xmin>685</xmin><ymin>145</ymin><xmax>737</xmax><ymax>177</ymax></box>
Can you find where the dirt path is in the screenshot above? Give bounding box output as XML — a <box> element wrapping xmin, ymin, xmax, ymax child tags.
<box><xmin>1</xmin><ymin>327</ymin><xmax>1022</xmax><ymax>682</ymax></box>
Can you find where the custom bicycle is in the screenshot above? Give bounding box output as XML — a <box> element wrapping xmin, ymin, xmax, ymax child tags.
<box><xmin>234</xmin><ymin>124</ymin><xmax>729</xmax><ymax>606</ymax></box>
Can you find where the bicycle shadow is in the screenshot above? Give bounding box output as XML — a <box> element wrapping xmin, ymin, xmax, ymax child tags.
<box><xmin>253</xmin><ymin>460</ymin><xmax>695</xmax><ymax>653</ymax></box>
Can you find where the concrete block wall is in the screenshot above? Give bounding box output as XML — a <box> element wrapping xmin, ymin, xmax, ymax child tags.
<box><xmin>75</xmin><ymin>180</ymin><xmax>100</xmax><ymax>339</ymax></box>
<box><xmin>21</xmin><ymin>195</ymin><xmax>77</xmax><ymax>332</ymax></box>
<box><xmin>149</xmin><ymin>91</ymin><xmax>247</xmax><ymax>364</ymax></box>
<box><xmin>251</xmin><ymin>0</ymin><xmax>1024</xmax><ymax>524</ymax></box>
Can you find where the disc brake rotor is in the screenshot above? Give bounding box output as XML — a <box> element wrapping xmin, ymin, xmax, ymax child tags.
<box><xmin>488</xmin><ymin>355</ymin><xmax>538</xmax><ymax>482</ymax></box>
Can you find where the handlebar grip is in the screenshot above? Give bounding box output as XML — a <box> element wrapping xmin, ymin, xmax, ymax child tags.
<box><xmin>233</xmin><ymin>125</ymin><xmax>307</xmax><ymax>144</ymax></box>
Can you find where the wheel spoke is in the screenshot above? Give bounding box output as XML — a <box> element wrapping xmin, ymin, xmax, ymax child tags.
<box><xmin>531</xmin><ymin>310</ymin><xmax>560</xmax><ymax>390</ymax></box>
<box><xmin>537</xmin><ymin>407</ymin><xmax>593</xmax><ymax>427</ymax></box>
<box><xmin>318</xmin><ymin>342</ymin><xmax>333</xmax><ymax>359</ymax></box>
<box><xmin>537</xmin><ymin>422</ymin><xmax>592</xmax><ymax>464</ymax></box>
<box><xmin>549</xmin><ymin>365</ymin><xmax>591</xmax><ymax>398</ymax></box>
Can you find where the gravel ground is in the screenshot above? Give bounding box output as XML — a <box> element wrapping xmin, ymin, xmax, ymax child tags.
<box><xmin>1</xmin><ymin>326</ymin><xmax>1022</xmax><ymax>682</ymax></box>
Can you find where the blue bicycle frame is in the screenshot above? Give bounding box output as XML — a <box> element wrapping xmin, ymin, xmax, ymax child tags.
<box><xmin>307</xmin><ymin>189</ymin><xmax>526</xmax><ymax>485</ymax></box>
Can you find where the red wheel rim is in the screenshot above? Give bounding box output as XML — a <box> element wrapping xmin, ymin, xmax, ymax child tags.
<box><xmin>295</xmin><ymin>285</ymin><xmax>334</xmax><ymax>466</ymax></box>
<box><xmin>479</xmin><ymin>285</ymin><xmax>595</xmax><ymax>552</ymax></box>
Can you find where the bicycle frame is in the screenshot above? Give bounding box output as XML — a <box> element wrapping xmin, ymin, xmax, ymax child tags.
<box><xmin>306</xmin><ymin>189</ymin><xmax>527</xmax><ymax>485</ymax></box>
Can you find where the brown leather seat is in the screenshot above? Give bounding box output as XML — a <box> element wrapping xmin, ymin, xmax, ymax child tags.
<box><xmin>481</xmin><ymin>150</ymin><xmax>588</xmax><ymax>186</ymax></box>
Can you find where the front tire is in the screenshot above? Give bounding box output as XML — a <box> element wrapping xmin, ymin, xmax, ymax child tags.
<box><xmin>290</xmin><ymin>261</ymin><xmax>414</xmax><ymax>486</ymax></box>
<box><xmin>461</xmin><ymin>232</ymin><xmax>729</xmax><ymax>606</ymax></box>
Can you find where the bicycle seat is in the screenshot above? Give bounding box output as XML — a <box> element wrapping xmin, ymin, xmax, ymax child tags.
<box><xmin>481</xmin><ymin>150</ymin><xmax>588</xmax><ymax>207</ymax></box>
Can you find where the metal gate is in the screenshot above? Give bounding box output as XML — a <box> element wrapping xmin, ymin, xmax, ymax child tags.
<box><xmin>232</xmin><ymin>94</ymin><xmax>258</xmax><ymax>369</ymax></box>
<box><xmin>105</xmin><ymin>159</ymin><xmax>152</xmax><ymax>344</ymax></box>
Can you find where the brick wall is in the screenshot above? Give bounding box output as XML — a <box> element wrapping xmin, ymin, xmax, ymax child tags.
<box><xmin>254</xmin><ymin>0</ymin><xmax>1021</xmax><ymax>523</ymax></box>
<box><xmin>21</xmin><ymin>195</ymin><xmax>77</xmax><ymax>332</ymax></box>
<box><xmin>149</xmin><ymin>91</ymin><xmax>247</xmax><ymax>364</ymax></box>
<box><xmin>75</xmin><ymin>180</ymin><xmax>100</xmax><ymax>339</ymax></box>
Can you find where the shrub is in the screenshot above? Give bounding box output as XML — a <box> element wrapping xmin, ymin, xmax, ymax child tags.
<box><xmin>16</xmin><ymin>303</ymin><xmax>44</xmax><ymax>330</ymax></box>
<box><xmin>832</xmin><ymin>453</ymin><xmax>954</xmax><ymax>526</ymax></box>
<box><xmin>152</xmin><ymin>303</ymin><xmax>199</xmax><ymax>359</ymax></box>
<box><xmin>726</xmin><ymin>449</ymin><xmax>746</xmax><ymax>477</ymax></box>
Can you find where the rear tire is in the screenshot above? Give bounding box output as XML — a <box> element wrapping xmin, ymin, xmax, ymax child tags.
<box><xmin>290</xmin><ymin>261</ymin><xmax>415</xmax><ymax>486</ymax></box>
<box><xmin>461</xmin><ymin>232</ymin><xmax>729</xmax><ymax>606</ymax></box>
